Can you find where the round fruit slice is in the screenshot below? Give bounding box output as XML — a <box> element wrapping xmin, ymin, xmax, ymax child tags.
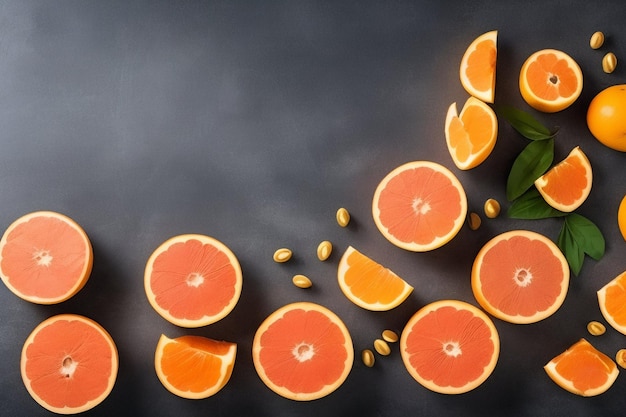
<box><xmin>460</xmin><ymin>30</ymin><xmax>497</xmax><ymax>103</ymax></box>
<box><xmin>445</xmin><ymin>96</ymin><xmax>498</xmax><ymax>170</ymax></box>
<box><xmin>252</xmin><ymin>302</ymin><xmax>353</xmax><ymax>401</ymax></box>
<box><xmin>400</xmin><ymin>299</ymin><xmax>499</xmax><ymax>394</ymax></box>
<box><xmin>155</xmin><ymin>334</ymin><xmax>236</xmax><ymax>399</ymax></box>
<box><xmin>337</xmin><ymin>246</ymin><xmax>413</xmax><ymax>311</ymax></box>
<box><xmin>597</xmin><ymin>270</ymin><xmax>626</xmax><ymax>335</ymax></box>
<box><xmin>21</xmin><ymin>314</ymin><xmax>118</xmax><ymax>414</ymax></box>
<box><xmin>144</xmin><ymin>234</ymin><xmax>242</xmax><ymax>328</ymax></box>
<box><xmin>544</xmin><ymin>338</ymin><xmax>618</xmax><ymax>397</ymax></box>
<box><xmin>471</xmin><ymin>230</ymin><xmax>569</xmax><ymax>324</ymax></box>
<box><xmin>372</xmin><ymin>161</ymin><xmax>467</xmax><ymax>252</ymax></box>
<box><xmin>587</xmin><ymin>84</ymin><xmax>626</xmax><ymax>152</ymax></box>
<box><xmin>519</xmin><ymin>49</ymin><xmax>583</xmax><ymax>113</ymax></box>
<box><xmin>0</xmin><ymin>211</ymin><xmax>93</xmax><ymax>304</ymax></box>
<box><xmin>534</xmin><ymin>146</ymin><xmax>592</xmax><ymax>213</ymax></box>
<box><xmin>618</xmin><ymin>195</ymin><xmax>626</xmax><ymax>241</ymax></box>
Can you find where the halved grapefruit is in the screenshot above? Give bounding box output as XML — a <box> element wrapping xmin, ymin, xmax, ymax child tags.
<box><xmin>144</xmin><ymin>234</ymin><xmax>243</xmax><ymax>328</ymax></box>
<box><xmin>252</xmin><ymin>302</ymin><xmax>353</xmax><ymax>401</ymax></box>
<box><xmin>0</xmin><ymin>211</ymin><xmax>93</xmax><ymax>304</ymax></box>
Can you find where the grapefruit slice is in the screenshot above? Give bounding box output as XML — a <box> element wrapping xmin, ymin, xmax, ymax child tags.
<box><xmin>372</xmin><ymin>161</ymin><xmax>467</xmax><ymax>252</ymax></box>
<box><xmin>534</xmin><ymin>146</ymin><xmax>592</xmax><ymax>213</ymax></box>
<box><xmin>544</xmin><ymin>338</ymin><xmax>618</xmax><ymax>396</ymax></box>
<box><xmin>445</xmin><ymin>96</ymin><xmax>498</xmax><ymax>170</ymax></box>
<box><xmin>0</xmin><ymin>211</ymin><xmax>93</xmax><ymax>304</ymax></box>
<box><xmin>597</xmin><ymin>270</ymin><xmax>626</xmax><ymax>335</ymax></box>
<box><xmin>471</xmin><ymin>230</ymin><xmax>570</xmax><ymax>324</ymax></box>
<box><xmin>337</xmin><ymin>246</ymin><xmax>413</xmax><ymax>311</ymax></box>
<box><xmin>519</xmin><ymin>49</ymin><xmax>583</xmax><ymax>113</ymax></box>
<box><xmin>252</xmin><ymin>302</ymin><xmax>353</xmax><ymax>401</ymax></box>
<box><xmin>154</xmin><ymin>334</ymin><xmax>236</xmax><ymax>399</ymax></box>
<box><xmin>400</xmin><ymin>299</ymin><xmax>499</xmax><ymax>394</ymax></box>
<box><xmin>21</xmin><ymin>314</ymin><xmax>118</xmax><ymax>414</ymax></box>
<box><xmin>144</xmin><ymin>234</ymin><xmax>243</xmax><ymax>328</ymax></box>
<box><xmin>460</xmin><ymin>30</ymin><xmax>497</xmax><ymax>103</ymax></box>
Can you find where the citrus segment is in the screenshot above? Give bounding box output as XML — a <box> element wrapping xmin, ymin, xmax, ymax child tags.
<box><xmin>400</xmin><ymin>300</ymin><xmax>499</xmax><ymax>394</ymax></box>
<box><xmin>445</xmin><ymin>96</ymin><xmax>498</xmax><ymax>170</ymax></box>
<box><xmin>534</xmin><ymin>146</ymin><xmax>592</xmax><ymax>212</ymax></box>
<box><xmin>20</xmin><ymin>314</ymin><xmax>118</xmax><ymax>414</ymax></box>
<box><xmin>544</xmin><ymin>338</ymin><xmax>618</xmax><ymax>396</ymax></box>
<box><xmin>144</xmin><ymin>234</ymin><xmax>242</xmax><ymax>328</ymax></box>
<box><xmin>337</xmin><ymin>246</ymin><xmax>413</xmax><ymax>311</ymax></box>
<box><xmin>519</xmin><ymin>49</ymin><xmax>583</xmax><ymax>113</ymax></box>
<box><xmin>0</xmin><ymin>211</ymin><xmax>93</xmax><ymax>304</ymax></box>
<box><xmin>471</xmin><ymin>230</ymin><xmax>569</xmax><ymax>324</ymax></box>
<box><xmin>154</xmin><ymin>334</ymin><xmax>236</xmax><ymax>399</ymax></box>
<box><xmin>252</xmin><ymin>302</ymin><xmax>353</xmax><ymax>401</ymax></box>
<box><xmin>372</xmin><ymin>161</ymin><xmax>467</xmax><ymax>252</ymax></box>
<box><xmin>597</xmin><ymin>270</ymin><xmax>626</xmax><ymax>335</ymax></box>
<box><xmin>618</xmin><ymin>195</ymin><xmax>626</xmax><ymax>241</ymax></box>
<box><xmin>587</xmin><ymin>84</ymin><xmax>626</xmax><ymax>151</ymax></box>
<box><xmin>460</xmin><ymin>30</ymin><xmax>497</xmax><ymax>103</ymax></box>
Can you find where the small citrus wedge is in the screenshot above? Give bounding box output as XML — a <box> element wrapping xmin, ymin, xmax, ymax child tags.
<box><xmin>544</xmin><ymin>338</ymin><xmax>618</xmax><ymax>397</ymax></box>
<box><xmin>460</xmin><ymin>30</ymin><xmax>497</xmax><ymax>103</ymax></box>
<box><xmin>472</xmin><ymin>230</ymin><xmax>569</xmax><ymax>324</ymax></box>
<box><xmin>337</xmin><ymin>246</ymin><xmax>413</xmax><ymax>311</ymax></box>
<box><xmin>400</xmin><ymin>299</ymin><xmax>499</xmax><ymax>394</ymax></box>
<box><xmin>144</xmin><ymin>234</ymin><xmax>242</xmax><ymax>328</ymax></box>
<box><xmin>154</xmin><ymin>334</ymin><xmax>236</xmax><ymax>399</ymax></box>
<box><xmin>372</xmin><ymin>161</ymin><xmax>467</xmax><ymax>252</ymax></box>
<box><xmin>445</xmin><ymin>96</ymin><xmax>498</xmax><ymax>170</ymax></box>
<box><xmin>534</xmin><ymin>146</ymin><xmax>592</xmax><ymax>212</ymax></box>
<box><xmin>597</xmin><ymin>270</ymin><xmax>626</xmax><ymax>335</ymax></box>
<box><xmin>252</xmin><ymin>302</ymin><xmax>353</xmax><ymax>401</ymax></box>
<box><xmin>0</xmin><ymin>211</ymin><xmax>93</xmax><ymax>304</ymax></box>
<box><xmin>519</xmin><ymin>49</ymin><xmax>583</xmax><ymax>113</ymax></box>
<box><xmin>21</xmin><ymin>314</ymin><xmax>118</xmax><ymax>414</ymax></box>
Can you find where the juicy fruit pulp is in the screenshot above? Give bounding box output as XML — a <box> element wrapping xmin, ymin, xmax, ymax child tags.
<box><xmin>587</xmin><ymin>84</ymin><xmax>626</xmax><ymax>152</ymax></box>
<box><xmin>144</xmin><ymin>234</ymin><xmax>243</xmax><ymax>328</ymax></box>
<box><xmin>252</xmin><ymin>302</ymin><xmax>353</xmax><ymax>401</ymax></box>
<box><xmin>471</xmin><ymin>230</ymin><xmax>569</xmax><ymax>324</ymax></box>
<box><xmin>400</xmin><ymin>299</ymin><xmax>499</xmax><ymax>394</ymax></box>
<box><xmin>372</xmin><ymin>161</ymin><xmax>468</xmax><ymax>252</ymax></box>
<box><xmin>544</xmin><ymin>338</ymin><xmax>618</xmax><ymax>397</ymax></box>
<box><xmin>0</xmin><ymin>211</ymin><xmax>93</xmax><ymax>304</ymax></box>
<box><xmin>21</xmin><ymin>314</ymin><xmax>118</xmax><ymax>414</ymax></box>
<box><xmin>337</xmin><ymin>246</ymin><xmax>413</xmax><ymax>311</ymax></box>
<box><xmin>460</xmin><ymin>30</ymin><xmax>497</xmax><ymax>103</ymax></box>
<box><xmin>519</xmin><ymin>49</ymin><xmax>583</xmax><ymax>113</ymax></box>
<box><xmin>597</xmin><ymin>270</ymin><xmax>626</xmax><ymax>336</ymax></box>
<box><xmin>445</xmin><ymin>96</ymin><xmax>498</xmax><ymax>170</ymax></box>
<box><xmin>154</xmin><ymin>334</ymin><xmax>236</xmax><ymax>399</ymax></box>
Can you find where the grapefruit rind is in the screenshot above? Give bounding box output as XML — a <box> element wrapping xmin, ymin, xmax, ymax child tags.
<box><xmin>144</xmin><ymin>234</ymin><xmax>243</xmax><ymax>328</ymax></box>
<box><xmin>444</xmin><ymin>96</ymin><xmax>498</xmax><ymax>170</ymax></box>
<box><xmin>252</xmin><ymin>302</ymin><xmax>354</xmax><ymax>401</ymax></box>
<box><xmin>618</xmin><ymin>195</ymin><xmax>626</xmax><ymax>241</ymax></box>
<box><xmin>337</xmin><ymin>246</ymin><xmax>413</xmax><ymax>311</ymax></box>
<box><xmin>372</xmin><ymin>161</ymin><xmax>468</xmax><ymax>252</ymax></box>
<box><xmin>459</xmin><ymin>30</ymin><xmax>497</xmax><ymax>103</ymax></box>
<box><xmin>519</xmin><ymin>49</ymin><xmax>583</xmax><ymax>113</ymax></box>
<box><xmin>597</xmin><ymin>271</ymin><xmax>626</xmax><ymax>336</ymax></box>
<box><xmin>0</xmin><ymin>211</ymin><xmax>93</xmax><ymax>304</ymax></box>
<box><xmin>544</xmin><ymin>339</ymin><xmax>619</xmax><ymax>397</ymax></box>
<box><xmin>20</xmin><ymin>314</ymin><xmax>118</xmax><ymax>414</ymax></box>
<box><xmin>534</xmin><ymin>146</ymin><xmax>592</xmax><ymax>213</ymax></box>
<box><xmin>399</xmin><ymin>299</ymin><xmax>500</xmax><ymax>394</ymax></box>
<box><xmin>471</xmin><ymin>230</ymin><xmax>570</xmax><ymax>324</ymax></box>
<box><xmin>154</xmin><ymin>334</ymin><xmax>236</xmax><ymax>399</ymax></box>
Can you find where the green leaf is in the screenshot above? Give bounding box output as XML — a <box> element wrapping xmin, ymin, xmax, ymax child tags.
<box><xmin>558</xmin><ymin>222</ymin><xmax>584</xmax><ymax>276</ymax></box>
<box><xmin>497</xmin><ymin>105</ymin><xmax>557</xmax><ymax>140</ymax></box>
<box><xmin>507</xmin><ymin>188</ymin><xmax>568</xmax><ymax>219</ymax></box>
<box><xmin>506</xmin><ymin>138</ymin><xmax>554</xmax><ymax>201</ymax></box>
<box><xmin>563</xmin><ymin>213</ymin><xmax>605</xmax><ymax>260</ymax></box>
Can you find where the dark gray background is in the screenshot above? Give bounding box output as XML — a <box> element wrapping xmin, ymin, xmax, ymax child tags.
<box><xmin>1</xmin><ymin>1</ymin><xmax>626</xmax><ymax>416</ymax></box>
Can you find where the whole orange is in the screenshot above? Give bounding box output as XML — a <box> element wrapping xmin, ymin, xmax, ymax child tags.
<box><xmin>587</xmin><ymin>84</ymin><xmax>626</xmax><ymax>151</ymax></box>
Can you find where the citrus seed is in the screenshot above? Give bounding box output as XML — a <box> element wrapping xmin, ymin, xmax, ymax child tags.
<box><xmin>362</xmin><ymin>349</ymin><xmax>375</xmax><ymax>367</ymax></box>
<box><xmin>382</xmin><ymin>329</ymin><xmax>398</xmax><ymax>343</ymax></box>
<box><xmin>374</xmin><ymin>339</ymin><xmax>391</xmax><ymax>356</ymax></box>
<box><xmin>336</xmin><ymin>208</ymin><xmax>350</xmax><ymax>227</ymax></box>
<box><xmin>292</xmin><ymin>274</ymin><xmax>312</xmax><ymax>289</ymax></box>
<box><xmin>317</xmin><ymin>241</ymin><xmax>332</xmax><ymax>261</ymax></box>
<box><xmin>273</xmin><ymin>248</ymin><xmax>292</xmax><ymax>263</ymax></box>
